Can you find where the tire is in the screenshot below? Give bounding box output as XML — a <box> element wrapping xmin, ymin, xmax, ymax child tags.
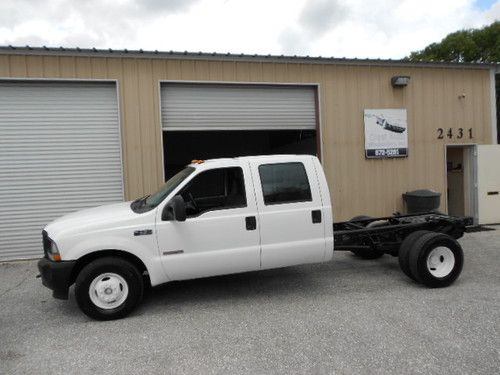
<box><xmin>398</xmin><ymin>230</ymin><xmax>432</xmax><ymax>281</ymax></box>
<box><xmin>408</xmin><ymin>232</ymin><xmax>464</xmax><ymax>288</ymax></box>
<box><xmin>75</xmin><ymin>257</ymin><xmax>144</xmax><ymax>320</ymax></box>
<box><xmin>349</xmin><ymin>216</ymin><xmax>385</xmax><ymax>259</ymax></box>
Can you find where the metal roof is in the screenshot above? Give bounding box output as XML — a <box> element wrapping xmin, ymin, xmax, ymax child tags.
<box><xmin>1</xmin><ymin>45</ymin><xmax>499</xmax><ymax>70</ymax></box>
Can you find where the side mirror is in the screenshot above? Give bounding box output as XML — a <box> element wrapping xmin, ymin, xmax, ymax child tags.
<box><xmin>162</xmin><ymin>195</ymin><xmax>186</xmax><ymax>222</ymax></box>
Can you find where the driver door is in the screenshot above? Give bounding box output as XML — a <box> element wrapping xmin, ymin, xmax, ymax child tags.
<box><xmin>156</xmin><ymin>163</ymin><xmax>261</xmax><ymax>280</ymax></box>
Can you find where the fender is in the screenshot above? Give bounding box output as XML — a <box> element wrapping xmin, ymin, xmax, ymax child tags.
<box><xmin>61</xmin><ymin>233</ymin><xmax>169</xmax><ymax>286</ymax></box>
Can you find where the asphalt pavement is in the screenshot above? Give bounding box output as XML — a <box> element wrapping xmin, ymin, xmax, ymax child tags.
<box><xmin>1</xmin><ymin>227</ymin><xmax>499</xmax><ymax>374</ymax></box>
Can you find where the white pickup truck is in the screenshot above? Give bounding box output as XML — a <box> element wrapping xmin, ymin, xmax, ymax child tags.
<box><xmin>38</xmin><ymin>155</ymin><xmax>468</xmax><ymax>320</ymax></box>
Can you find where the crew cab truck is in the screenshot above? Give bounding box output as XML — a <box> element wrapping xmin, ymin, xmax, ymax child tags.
<box><xmin>38</xmin><ymin>155</ymin><xmax>468</xmax><ymax>320</ymax></box>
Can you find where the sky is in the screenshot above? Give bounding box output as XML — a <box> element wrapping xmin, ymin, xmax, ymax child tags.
<box><xmin>0</xmin><ymin>0</ymin><xmax>499</xmax><ymax>59</ymax></box>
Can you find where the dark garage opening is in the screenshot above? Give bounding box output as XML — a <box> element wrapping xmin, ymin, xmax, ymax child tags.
<box><xmin>163</xmin><ymin>130</ymin><xmax>317</xmax><ymax>179</ymax></box>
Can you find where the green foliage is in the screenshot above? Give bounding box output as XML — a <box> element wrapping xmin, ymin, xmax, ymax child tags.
<box><xmin>407</xmin><ymin>21</ymin><xmax>500</xmax><ymax>63</ymax></box>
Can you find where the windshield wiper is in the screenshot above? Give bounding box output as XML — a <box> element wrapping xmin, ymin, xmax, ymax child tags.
<box><xmin>139</xmin><ymin>194</ymin><xmax>151</xmax><ymax>207</ymax></box>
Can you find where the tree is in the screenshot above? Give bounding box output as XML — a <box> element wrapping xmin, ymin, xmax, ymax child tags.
<box><xmin>407</xmin><ymin>21</ymin><xmax>500</xmax><ymax>143</ymax></box>
<box><xmin>407</xmin><ymin>21</ymin><xmax>500</xmax><ymax>62</ymax></box>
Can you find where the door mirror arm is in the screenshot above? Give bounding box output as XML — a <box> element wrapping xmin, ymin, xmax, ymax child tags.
<box><xmin>162</xmin><ymin>195</ymin><xmax>187</xmax><ymax>222</ymax></box>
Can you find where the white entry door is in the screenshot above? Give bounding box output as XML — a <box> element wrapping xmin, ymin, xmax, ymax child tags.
<box><xmin>476</xmin><ymin>145</ymin><xmax>500</xmax><ymax>224</ymax></box>
<box><xmin>156</xmin><ymin>163</ymin><xmax>260</xmax><ymax>280</ymax></box>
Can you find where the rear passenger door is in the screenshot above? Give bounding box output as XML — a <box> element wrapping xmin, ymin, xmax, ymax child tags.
<box><xmin>251</xmin><ymin>157</ymin><xmax>327</xmax><ymax>269</ymax></box>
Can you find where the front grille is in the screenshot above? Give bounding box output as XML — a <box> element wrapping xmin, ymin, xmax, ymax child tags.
<box><xmin>42</xmin><ymin>230</ymin><xmax>50</xmax><ymax>258</ymax></box>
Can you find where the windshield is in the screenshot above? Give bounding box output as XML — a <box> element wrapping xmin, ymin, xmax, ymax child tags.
<box><xmin>131</xmin><ymin>167</ymin><xmax>195</xmax><ymax>213</ymax></box>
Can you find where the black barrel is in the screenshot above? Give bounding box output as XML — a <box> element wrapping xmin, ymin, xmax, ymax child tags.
<box><xmin>403</xmin><ymin>189</ymin><xmax>441</xmax><ymax>213</ymax></box>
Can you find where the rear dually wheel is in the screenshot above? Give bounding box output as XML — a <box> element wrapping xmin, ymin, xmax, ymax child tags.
<box><xmin>408</xmin><ymin>232</ymin><xmax>464</xmax><ymax>288</ymax></box>
<box><xmin>398</xmin><ymin>230</ymin><xmax>432</xmax><ymax>281</ymax></box>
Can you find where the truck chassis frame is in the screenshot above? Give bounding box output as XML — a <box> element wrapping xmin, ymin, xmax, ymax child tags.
<box><xmin>333</xmin><ymin>212</ymin><xmax>472</xmax><ymax>256</ymax></box>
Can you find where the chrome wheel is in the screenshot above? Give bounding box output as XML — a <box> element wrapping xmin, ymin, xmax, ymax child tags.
<box><xmin>426</xmin><ymin>246</ymin><xmax>455</xmax><ymax>278</ymax></box>
<box><xmin>89</xmin><ymin>272</ymin><xmax>129</xmax><ymax>310</ymax></box>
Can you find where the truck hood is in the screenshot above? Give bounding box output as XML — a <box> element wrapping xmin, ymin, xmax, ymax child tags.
<box><xmin>44</xmin><ymin>201</ymin><xmax>139</xmax><ymax>240</ymax></box>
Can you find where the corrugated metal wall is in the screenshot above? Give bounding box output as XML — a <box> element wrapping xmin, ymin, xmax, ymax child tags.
<box><xmin>0</xmin><ymin>53</ymin><xmax>494</xmax><ymax>221</ymax></box>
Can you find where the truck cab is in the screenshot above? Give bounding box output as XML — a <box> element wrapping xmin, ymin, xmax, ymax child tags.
<box><xmin>38</xmin><ymin>155</ymin><xmax>334</xmax><ymax>320</ymax></box>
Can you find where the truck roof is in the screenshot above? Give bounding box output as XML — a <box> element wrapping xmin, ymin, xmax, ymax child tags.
<box><xmin>189</xmin><ymin>154</ymin><xmax>315</xmax><ymax>167</ymax></box>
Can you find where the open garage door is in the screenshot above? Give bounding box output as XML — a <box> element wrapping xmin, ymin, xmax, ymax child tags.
<box><xmin>0</xmin><ymin>81</ymin><xmax>124</xmax><ymax>260</ymax></box>
<box><xmin>161</xmin><ymin>83</ymin><xmax>318</xmax><ymax>178</ymax></box>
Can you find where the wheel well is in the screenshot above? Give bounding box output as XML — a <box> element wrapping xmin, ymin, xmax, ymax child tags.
<box><xmin>70</xmin><ymin>250</ymin><xmax>151</xmax><ymax>286</ymax></box>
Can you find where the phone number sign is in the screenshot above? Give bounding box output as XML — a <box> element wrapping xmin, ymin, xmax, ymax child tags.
<box><xmin>367</xmin><ymin>148</ymin><xmax>408</xmax><ymax>158</ymax></box>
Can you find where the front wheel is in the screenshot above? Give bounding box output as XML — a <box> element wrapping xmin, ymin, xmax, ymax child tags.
<box><xmin>75</xmin><ymin>257</ymin><xmax>144</xmax><ymax>320</ymax></box>
<box><xmin>408</xmin><ymin>232</ymin><xmax>464</xmax><ymax>288</ymax></box>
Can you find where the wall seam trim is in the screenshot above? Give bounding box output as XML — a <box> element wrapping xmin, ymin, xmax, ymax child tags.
<box><xmin>490</xmin><ymin>69</ymin><xmax>498</xmax><ymax>144</ymax></box>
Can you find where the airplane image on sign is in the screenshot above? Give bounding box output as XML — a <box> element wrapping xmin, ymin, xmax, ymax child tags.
<box><xmin>375</xmin><ymin>116</ymin><xmax>406</xmax><ymax>133</ymax></box>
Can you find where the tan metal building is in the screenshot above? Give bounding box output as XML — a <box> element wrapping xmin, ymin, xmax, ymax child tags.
<box><xmin>0</xmin><ymin>46</ymin><xmax>498</xmax><ymax>259</ymax></box>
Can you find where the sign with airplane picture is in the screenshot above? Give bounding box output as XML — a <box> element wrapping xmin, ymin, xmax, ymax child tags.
<box><xmin>364</xmin><ymin>109</ymin><xmax>408</xmax><ymax>158</ymax></box>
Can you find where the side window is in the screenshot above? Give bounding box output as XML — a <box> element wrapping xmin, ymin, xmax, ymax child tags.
<box><xmin>258</xmin><ymin>162</ymin><xmax>312</xmax><ymax>205</ymax></box>
<box><xmin>179</xmin><ymin>167</ymin><xmax>246</xmax><ymax>217</ymax></box>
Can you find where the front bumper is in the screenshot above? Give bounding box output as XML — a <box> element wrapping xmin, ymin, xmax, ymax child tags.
<box><xmin>37</xmin><ymin>258</ymin><xmax>77</xmax><ymax>300</ymax></box>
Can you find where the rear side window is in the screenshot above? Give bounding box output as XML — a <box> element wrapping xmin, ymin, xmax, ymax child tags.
<box><xmin>258</xmin><ymin>162</ymin><xmax>312</xmax><ymax>205</ymax></box>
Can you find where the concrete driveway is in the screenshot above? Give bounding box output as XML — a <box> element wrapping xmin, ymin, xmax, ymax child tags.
<box><xmin>1</xmin><ymin>228</ymin><xmax>499</xmax><ymax>374</ymax></box>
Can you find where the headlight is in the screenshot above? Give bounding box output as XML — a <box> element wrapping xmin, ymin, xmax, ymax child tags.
<box><xmin>47</xmin><ymin>239</ymin><xmax>61</xmax><ymax>262</ymax></box>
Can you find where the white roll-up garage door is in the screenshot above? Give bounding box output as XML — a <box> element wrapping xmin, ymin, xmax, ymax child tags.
<box><xmin>161</xmin><ymin>84</ymin><xmax>317</xmax><ymax>130</ymax></box>
<box><xmin>0</xmin><ymin>81</ymin><xmax>124</xmax><ymax>260</ymax></box>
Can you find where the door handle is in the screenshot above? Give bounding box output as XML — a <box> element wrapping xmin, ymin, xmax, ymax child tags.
<box><xmin>311</xmin><ymin>210</ymin><xmax>322</xmax><ymax>224</ymax></box>
<box><xmin>245</xmin><ymin>216</ymin><xmax>257</xmax><ymax>230</ymax></box>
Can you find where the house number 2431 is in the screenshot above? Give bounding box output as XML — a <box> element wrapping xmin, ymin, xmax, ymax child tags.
<box><xmin>437</xmin><ymin>128</ymin><xmax>473</xmax><ymax>140</ymax></box>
